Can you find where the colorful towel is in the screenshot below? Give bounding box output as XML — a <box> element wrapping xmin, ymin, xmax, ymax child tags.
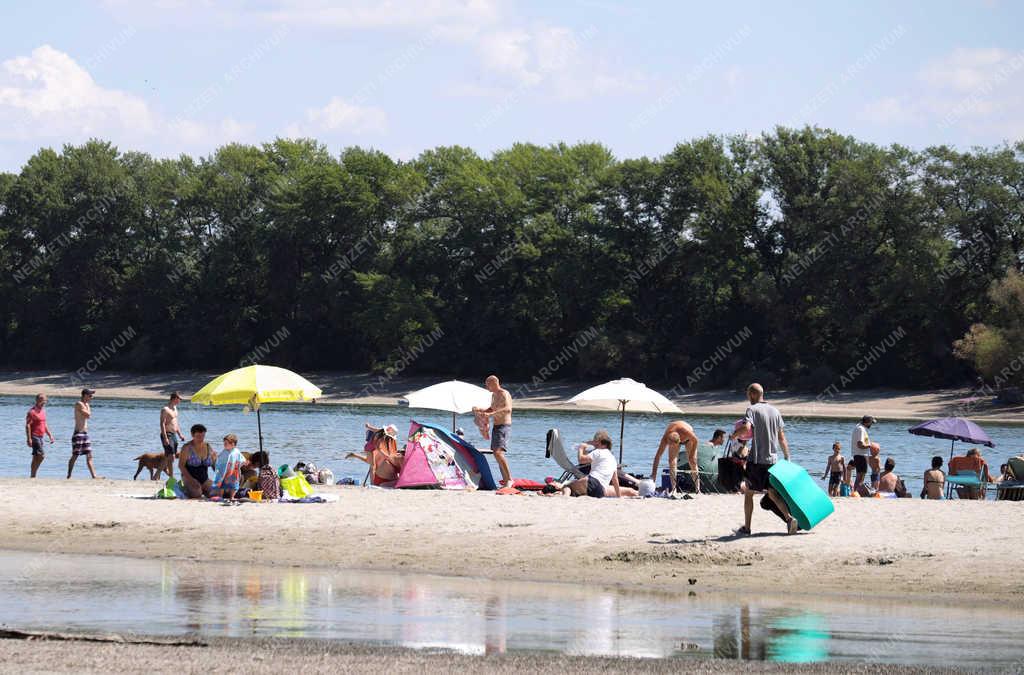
<box><xmin>474</xmin><ymin>410</ymin><xmax>490</xmax><ymax>440</ymax></box>
<box><xmin>213</xmin><ymin>448</ymin><xmax>245</xmax><ymax>493</ymax></box>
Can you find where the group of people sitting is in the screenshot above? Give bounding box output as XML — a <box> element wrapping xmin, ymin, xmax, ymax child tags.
<box><xmin>176</xmin><ymin>423</ymin><xmax>273</xmax><ymax>500</ymax></box>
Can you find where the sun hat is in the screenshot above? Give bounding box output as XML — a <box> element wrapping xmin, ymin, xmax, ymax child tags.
<box><xmin>383</xmin><ymin>424</ymin><xmax>399</xmax><ymax>439</ymax></box>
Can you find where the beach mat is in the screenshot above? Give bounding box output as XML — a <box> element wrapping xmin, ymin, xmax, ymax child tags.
<box><xmin>768</xmin><ymin>459</ymin><xmax>834</xmax><ymax>531</ymax></box>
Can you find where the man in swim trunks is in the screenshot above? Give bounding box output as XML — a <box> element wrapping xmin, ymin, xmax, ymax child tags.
<box><xmin>850</xmin><ymin>415</ymin><xmax>875</xmax><ymax>491</ymax></box>
<box><xmin>477</xmin><ymin>375</ymin><xmax>513</xmax><ymax>487</ymax></box>
<box><xmin>651</xmin><ymin>420</ymin><xmax>699</xmax><ymax>494</ymax></box>
<box><xmin>731</xmin><ymin>383</ymin><xmax>796</xmax><ymax>535</ymax></box>
<box><xmin>822</xmin><ymin>442</ymin><xmax>845</xmax><ymax>497</ymax></box>
<box><xmin>68</xmin><ymin>388</ymin><xmax>100</xmax><ymax>479</ymax></box>
<box><xmin>25</xmin><ymin>393</ymin><xmax>55</xmax><ymax>477</ymax></box>
<box><xmin>160</xmin><ymin>392</ymin><xmax>186</xmax><ymax>478</ymax></box>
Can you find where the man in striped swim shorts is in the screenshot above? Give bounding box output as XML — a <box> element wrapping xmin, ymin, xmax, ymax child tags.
<box><xmin>68</xmin><ymin>388</ymin><xmax>101</xmax><ymax>479</ymax></box>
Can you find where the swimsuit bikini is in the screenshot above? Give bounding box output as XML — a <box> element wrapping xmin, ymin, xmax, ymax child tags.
<box><xmin>185</xmin><ymin>443</ymin><xmax>213</xmax><ymax>483</ymax></box>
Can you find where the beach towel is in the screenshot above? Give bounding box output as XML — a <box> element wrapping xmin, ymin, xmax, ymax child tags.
<box><xmin>511</xmin><ymin>478</ymin><xmax>545</xmax><ymax>491</ymax></box>
<box><xmin>281</xmin><ymin>473</ymin><xmax>314</xmax><ymax>499</ymax></box>
<box><xmin>474</xmin><ymin>409</ymin><xmax>490</xmax><ymax>440</ymax></box>
<box><xmin>213</xmin><ymin>448</ymin><xmax>245</xmax><ymax>493</ymax></box>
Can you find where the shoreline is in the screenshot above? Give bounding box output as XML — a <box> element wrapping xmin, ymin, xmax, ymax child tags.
<box><xmin>1</xmin><ymin>479</ymin><xmax>1020</xmax><ymax>606</ymax></box>
<box><xmin>3</xmin><ymin>370</ymin><xmax>1024</xmax><ymax>423</ymax></box>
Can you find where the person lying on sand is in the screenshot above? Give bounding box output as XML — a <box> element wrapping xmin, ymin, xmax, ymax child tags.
<box><xmin>547</xmin><ymin>431</ymin><xmax>637</xmax><ymax>498</ymax></box>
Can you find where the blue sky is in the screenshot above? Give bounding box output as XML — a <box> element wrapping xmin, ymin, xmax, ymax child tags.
<box><xmin>1</xmin><ymin>0</ymin><xmax>1022</xmax><ymax>171</ymax></box>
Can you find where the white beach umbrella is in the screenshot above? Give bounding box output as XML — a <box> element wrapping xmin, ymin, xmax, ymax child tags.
<box><xmin>568</xmin><ymin>378</ymin><xmax>682</xmax><ymax>462</ymax></box>
<box><xmin>400</xmin><ymin>380</ymin><xmax>492</xmax><ymax>431</ymax></box>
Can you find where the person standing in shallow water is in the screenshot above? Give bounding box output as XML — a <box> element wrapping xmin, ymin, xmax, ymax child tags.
<box><xmin>26</xmin><ymin>393</ymin><xmax>55</xmax><ymax>477</ymax></box>
<box><xmin>68</xmin><ymin>388</ymin><xmax>101</xmax><ymax>479</ymax></box>
<box><xmin>476</xmin><ymin>375</ymin><xmax>513</xmax><ymax>487</ymax></box>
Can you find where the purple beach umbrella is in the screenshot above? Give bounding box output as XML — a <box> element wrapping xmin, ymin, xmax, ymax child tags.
<box><xmin>908</xmin><ymin>417</ymin><xmax>995</xmax><ymax>458</ymax></box>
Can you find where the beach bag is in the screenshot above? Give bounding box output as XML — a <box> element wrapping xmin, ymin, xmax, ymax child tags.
<box><xmin>281</xmin><ymin>472</ymin><xmax>314</xmax><ymax>499</ymax></box>
<box><xmin>259</xmin><ymin>465</ymin><xmax>281</xmax><ymax>500</ymax></box>
<box><xmin>156</xmin><ymin>477</ymin><xmax>179</xmax><ymax>499</ymax></box>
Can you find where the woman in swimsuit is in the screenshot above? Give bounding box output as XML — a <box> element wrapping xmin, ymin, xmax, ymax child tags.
<box><xmin>179</xmin><ymin>423</ymin><xmax>216</xmax><ymax>498</ymax></box>
<box><xmin>922</xmin><ymin>455</ymin><xmax>945</xmax><ymax>500</ymax></box>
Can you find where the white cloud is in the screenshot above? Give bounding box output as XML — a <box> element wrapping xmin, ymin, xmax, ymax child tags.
<box><xmin>859</xmin><ymin>96</ymin><xmax>912</xmax><ymax>124</ymax></box>
<box><xmin>0</xmin><ymin>44</ymin><xmax>253</xmax><ymax>152</ymax></box>
<box><xmin>286</xmin><ymin>96</ymin><xmax>388</xmax><ymax>136</ymax></box>
<box><xmin>920</xmin><ymin>47</ymin><xmax>1014</xmax><ymax>92</ymax></box>
<box><xmin>98</xmin><ymin>0</ymin><xmax>640</xmax><ymax>101</ymax></box>
<box><xmin>256</xmin><ymin>0</ymin><xmax>502</xmax><ymax>31</ymax></box>
<box><xmin>0</xmin><ymin>44</ymin><xmax>155</xmax><ymax>139</ymax></box>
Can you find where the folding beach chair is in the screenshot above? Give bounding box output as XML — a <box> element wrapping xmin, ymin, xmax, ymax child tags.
<box><xmin>945</xmin><ymin>469</ymin><xmax>986</xmax><ymax>500</ymax></box>
<box><xmin>545</xmin><ymin>429</ymin><xmax>585</xmax><ymax>483</ymax></box>
<box><xmin>996</xmin><ymin>456</ymin><xmax>1024</xmax><ymax>501</ymax></box>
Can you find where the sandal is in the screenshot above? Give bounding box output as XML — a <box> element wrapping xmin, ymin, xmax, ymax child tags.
<box><xmin>787</xmin><ymin>517</ymin><xmax>799</xmax><ymax>535</ymax></box>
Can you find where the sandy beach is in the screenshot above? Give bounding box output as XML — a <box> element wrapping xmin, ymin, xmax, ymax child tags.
<box><xmin>2</xmin><ymin>478</ymin><xmax>1020</xmax><ymax>604</ymax></box>
<box><xmin>2</xmin><ymin>369</ymin><xmax>1023</xmax><ymax>422</ymax></box>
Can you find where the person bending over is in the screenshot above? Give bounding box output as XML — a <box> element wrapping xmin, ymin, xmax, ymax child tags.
<box><xmin>651</xmin><ymin>420</ymin><xmax>699</xmax><ymax>494</ymax></box>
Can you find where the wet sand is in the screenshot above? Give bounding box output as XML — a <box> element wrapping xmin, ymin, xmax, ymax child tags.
<box><xmin>0</xmin><ymin>634</ymin><xmax>960</xmax><ymax>673</ymax></box>
<box><xmin>2</xmin><ymin>369</ymin><xmax>1022</xmax><ymax>422</ymax></box>
<box><xmin>1</xmin><ymin>478</ymin><xmax>1020</xmax><ymax>605</ymax></box>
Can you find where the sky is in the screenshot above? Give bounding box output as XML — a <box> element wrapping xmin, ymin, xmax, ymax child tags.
<box><xmin>0</xmin><ymin>0</ymin><xmax>1022</xmax><ymax>172</ymax></box>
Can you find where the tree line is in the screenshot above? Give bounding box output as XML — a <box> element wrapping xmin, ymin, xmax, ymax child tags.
<box><xmin>1</xmin><ymin>127</ymin><xmax>1022</xmax><ymax>391</ymax></box>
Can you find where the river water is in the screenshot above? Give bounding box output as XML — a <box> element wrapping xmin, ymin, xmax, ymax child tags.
<box><xmin>1</xmin><ymin>551</ymin><xmax>1021</xmax><ymax>667</ymax></box>
<box><xmin>1</xmin><ymin>394</ymin><xmax>1019</xmax><ymax>493</ymax></box>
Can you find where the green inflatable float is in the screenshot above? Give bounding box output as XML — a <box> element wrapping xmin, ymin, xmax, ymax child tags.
<box><xmin>768</xmin><ymin>459</ymin><xmax>834</xmax><ymax>531</ymax></box>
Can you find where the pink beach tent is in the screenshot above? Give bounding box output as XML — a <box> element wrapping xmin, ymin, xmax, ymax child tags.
<box><xmin>395</xmin><ymin>422</ymin><xmax>476</xmax><ymax>489</ymax></box>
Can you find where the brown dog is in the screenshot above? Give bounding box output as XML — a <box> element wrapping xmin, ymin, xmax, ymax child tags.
<box><xmin>133</xmin><ymin>452</ymin><xmax>171</xmax><ymax>480</ymax></box>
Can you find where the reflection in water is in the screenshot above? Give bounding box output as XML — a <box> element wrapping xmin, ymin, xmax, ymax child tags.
<box><xmin>2</xmin><ymin>551</ymin><xmax>1023</xmax><ymax>667</ymax></box>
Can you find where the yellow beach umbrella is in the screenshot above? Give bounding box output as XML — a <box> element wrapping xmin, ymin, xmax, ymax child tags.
<box><xmin>191</xmin><ymin>365</ymin><xmax>322</xmax><ymax>453</ymax></box>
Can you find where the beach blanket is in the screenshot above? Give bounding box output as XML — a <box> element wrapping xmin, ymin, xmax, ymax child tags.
<box><xmin>474</xmin><ymin>409</ymin><xmax>490</xmax><ymax>440</ymax></box>
<box><xmin>278</xmin><ymin>494</ymin><xmax>338</xmax><ymax>503</ymax></box>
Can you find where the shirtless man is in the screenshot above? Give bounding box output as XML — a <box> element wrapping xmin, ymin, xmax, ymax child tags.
<box><xmin>160</xmin><ymin>392</ymin><xmax>186</xmax><ymax>478</ymax></box>
<box><xmin>651</xmin><ymin>420</ymin><xmax>699</xmax><ymax>494</ymax></box>
<box><xmin>68</xmin><ymin>388</ymin><xmax>100</xmax><ymax>479</ymax></box>
<box><xmin>475</xmin><ymin>375</ymin><xmax>513</xmax><ymax>487</ymax></box>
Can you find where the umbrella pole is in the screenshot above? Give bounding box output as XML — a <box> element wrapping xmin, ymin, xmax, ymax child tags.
<box><xmin>257</xmin><ymin>406</ymin><xmax>265</xmax><ymax>455</ymax></box>
<box><xmin>950</xmin><ymin>438</ymin><xmax>955</xmax><ymax>460</ymax></box>
<box><xmin>619</xmin><ymin>400</ymin><xmax>626</xmax><ymax>464</ymax></box>
<box><xmin>452</xmin><ymin>412</ymin><xmax>456</xmax><ymax>433</ymax></box>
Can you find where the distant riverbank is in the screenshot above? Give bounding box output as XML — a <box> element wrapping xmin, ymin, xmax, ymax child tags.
<box><xmin>2</xmin><ymin>370</ymin><xmax>1022</xmax><ymax>423</ymax></box>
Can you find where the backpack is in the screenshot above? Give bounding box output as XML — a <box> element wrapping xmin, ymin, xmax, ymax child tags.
<box><xmin>259</xmin><ymin>464</ymin><xmax>280</xmax><ymax>500</ymax></box>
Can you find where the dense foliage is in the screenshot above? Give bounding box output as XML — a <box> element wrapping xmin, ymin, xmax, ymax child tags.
<box><xmin>2</xmin><ymin>128</ymin><xmax>1022</xmax><ymax>390</ymax></box>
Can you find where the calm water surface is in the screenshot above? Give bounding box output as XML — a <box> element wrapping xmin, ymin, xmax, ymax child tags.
<box><xmin>2</xmin><ymin>394</ymin><xmax>1020</xmax><ymax>492</ymax></box>
<box><xmin>0</xmin><ymin>551</ymin><xmax>1021</xmax><ymax>666</ymax></box>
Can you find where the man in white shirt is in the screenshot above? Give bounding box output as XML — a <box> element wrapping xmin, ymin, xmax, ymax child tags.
<box><xmin>850</xmin><ymin>415</ymin><xmax>875</xmax><ymax>491</ymax></box>
<box><xmin>548</xmin><ymin>430</ymin><xmax>637</xmax><ymax>497</ymax></box>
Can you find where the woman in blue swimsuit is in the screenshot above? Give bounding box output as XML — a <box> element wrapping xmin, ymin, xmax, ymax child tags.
<box><xmin>178</xmin><ymin>423</ymin><xmax>216</xmax><ymax>498</ymax></box>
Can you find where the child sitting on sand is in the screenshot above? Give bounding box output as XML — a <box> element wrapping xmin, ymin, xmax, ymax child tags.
<box><xmin>212</xmin><ymin>434</ymin><xmax>245</xmax><ymax>500</ymax></box>
<box><xmin>823</xmin><ymin>442</ymin><xmax>845</xmax><ymax>497</ymax></box>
